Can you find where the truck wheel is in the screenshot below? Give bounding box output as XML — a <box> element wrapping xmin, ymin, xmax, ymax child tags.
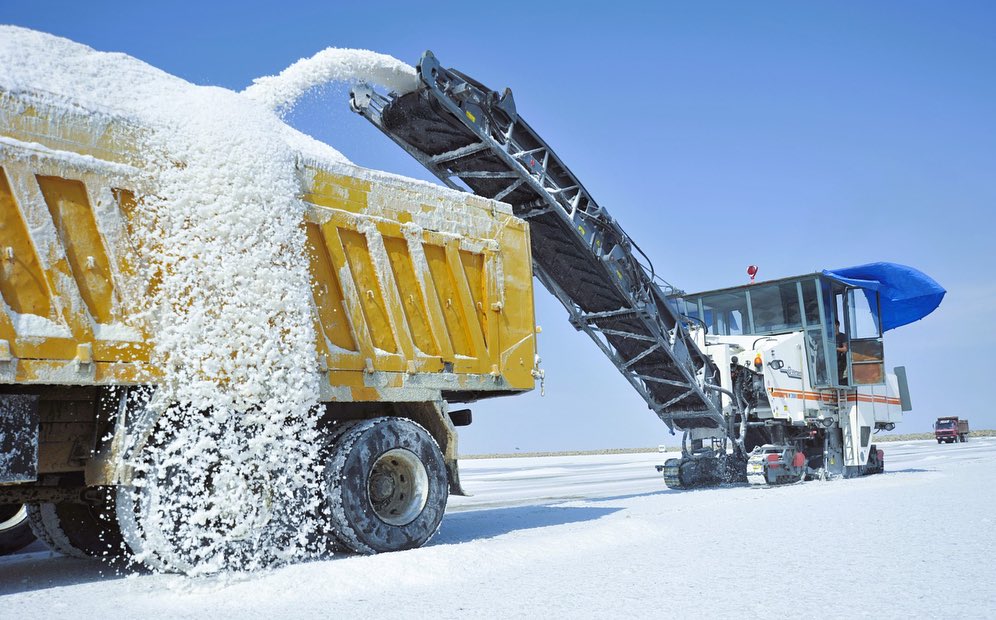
<box><xmin>0</xmin><ymin>504</ymin><xmax>36</xmax><ymax>555</ymax></box>
<box><xmin>323</xmin><ymin>417</ymin><xmax>447</xmax><ymax>554</ymax></box>
<box><xmin>117</xmin><ymin>423</ymin><xmax>299</xmax><ymax>573</ymax></box>
<box><xmin>25</xmin><ymin>490</ymin><xmax>126</xmax><ymax>561</ymax></box>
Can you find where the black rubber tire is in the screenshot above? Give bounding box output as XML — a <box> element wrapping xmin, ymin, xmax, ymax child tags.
<box><xmin>324</xmin><ymin>417</ymin><xmax>447</xmax><ymax>554</ymax></box>
<box><xmin>26</xmin><ymin>490</ymin><xmax>126</xmax><ymax>561</ymax></box>
<box><xmin>864</xmin><ymin>446</ymin><xmax>884</xmax><ymax>476</ymax></box>
<box><xmin>0</xmin><ymin>504</ymin><xmax>36</xmax><ymax>555</ymax></box>
<box><xmin>117</xmin><ymin>421</ymin><xmax>309</xmax><ymax>574</ymax></box>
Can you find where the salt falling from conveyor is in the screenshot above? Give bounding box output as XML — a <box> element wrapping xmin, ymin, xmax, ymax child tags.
<box><xmin>243</xmin><ymin>47</ymin><xmax>418</xmax><ymax>114</ymax></box>
<box><xmin>0</xmin><ymin>27</ymin><xmax>418</xmax><ymax>574</ymax></box>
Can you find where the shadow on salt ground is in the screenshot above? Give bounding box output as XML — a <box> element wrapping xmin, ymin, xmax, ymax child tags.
<box><xmin>579</xmin><ymin>490</ymin><xmax>671</xmax><ymax>504</ymax></box>
<box><xmin>432</xmin><ymin>504</ymin><xmax>622</xmax><ymax>545</ymax></box>
<box><xmin>0</xmin><ymin>551</ymin><xmax>133</xmax><ymax>595</ymax></box>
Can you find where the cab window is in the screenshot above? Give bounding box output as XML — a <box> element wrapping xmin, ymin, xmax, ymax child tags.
<box><xmin>699</xmin><ymin>291</ymin><xmax>747</xmax><ymax>336</ymax></box>
<box><xmin>748</xmin><ymin>283</ymin><xmax>802</xmax><ymax>333</ymax></box>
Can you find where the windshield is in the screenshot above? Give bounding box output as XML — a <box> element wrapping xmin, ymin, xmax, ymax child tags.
<box><xmin>935</xmin><ymin>420</ymin><xmax>956</xmax><ymax>429</ymax></box>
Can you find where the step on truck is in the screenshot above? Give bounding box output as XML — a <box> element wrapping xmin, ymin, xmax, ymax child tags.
<box><xmin>350</xmin><ymin>50</ymin><xmax>945</xmax><ymax>488</ymax></box>
<box><xmin>0</xmin><ymin>68</ymin><xmax>539</xmax><ymax>566</ymax></box>
<box><xmin>934</xmin><ymin>417</ymin><xmax>969</xmax><ymax>443</ymax></box>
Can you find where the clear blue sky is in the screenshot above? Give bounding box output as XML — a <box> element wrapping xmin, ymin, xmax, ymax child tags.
<box><xmin>3</xmin><ymin>1</ymin><xmax>994</xmax><ymax>452</ymax></box>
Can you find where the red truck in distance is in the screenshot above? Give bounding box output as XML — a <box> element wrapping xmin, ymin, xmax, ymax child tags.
<box><xmin>934</xmin><ymin>417</ymin><xmax>969</xmax><ymax>444</ymax></box>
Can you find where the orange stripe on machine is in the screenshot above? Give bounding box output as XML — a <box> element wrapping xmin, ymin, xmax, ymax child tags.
<box><xmin>768</xmin><ymin>388</ymin><xmax>900</xmax><ymax>406</ymax></box>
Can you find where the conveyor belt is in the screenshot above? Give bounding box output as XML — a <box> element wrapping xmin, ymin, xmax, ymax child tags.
<box><xmin>350</xmin><ymin>52</ymin><xmax>724</xmax><ymax>431</ymax></box>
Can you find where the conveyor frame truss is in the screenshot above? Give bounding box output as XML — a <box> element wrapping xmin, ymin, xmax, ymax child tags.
<box><xmin>350</xmin><ymin>52</ymin><xmax>725</xmax><ymax>432</ymax></box>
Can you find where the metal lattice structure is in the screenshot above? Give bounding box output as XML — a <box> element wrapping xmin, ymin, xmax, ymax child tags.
<box><xmin>351</xmin><ymin>52</ymin><xmax>724</xmax><ymax>432</ymax></box>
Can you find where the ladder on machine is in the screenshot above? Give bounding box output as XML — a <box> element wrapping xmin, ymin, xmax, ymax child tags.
<box><xmin>350</xmin><ymin>51</ymin><xmax>724</xmax><ymax>433</ymax></box>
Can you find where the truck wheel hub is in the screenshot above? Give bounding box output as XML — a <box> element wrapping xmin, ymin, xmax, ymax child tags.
<box><xmin>367</xmin><ymin>449</ymin><xmax>429</xmax><ymax>526</ymax></box>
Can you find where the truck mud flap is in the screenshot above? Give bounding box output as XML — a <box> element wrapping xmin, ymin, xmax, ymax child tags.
<box><xmin>0</xmin><ymin>394</ymin><xmax>39</xmax><ymax>484</ymax></box>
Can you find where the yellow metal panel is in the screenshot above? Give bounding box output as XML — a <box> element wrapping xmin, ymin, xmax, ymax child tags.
<box><xmin>497</xmin><ymin>219</ymin><xmax>536</xmax><ymax>389</ymax></box>
<box><xmin>445</xmin><ymin>241</ymin><xmax>489</xmax><ymax>366</ymax></box>
<box><xmin>0</xmin><ymin>167</ymin><xmax>83</xmax><ymax>360</ymax></box>
<box><xmin>424</xmin><ymin>243</ymin><xmax>471</xmax><ymax>358</ymax></box>
<box><xmin>402</xmin><ymin>230</ymin><xmax>454</xmax><ymax>362</ymax></box>
<box><xmin>383</xmin><ymin>236</ymin><xmax>437</xmax><ymax>359</ymax></box>
<box><xmin>92</xmin><ymin>340</ymin><xmax>148</xmax><ymax>363</ymax></box>
<box><xmin>36</xmin><ymin>175</ymin><xmax>116</xmax><ymax>325</ymax></box>
<box><xmin>0</xmin><ymin>91</ymin><xmax>143</xmax><ymax>168</ymax></box>
<box><xmin>320</xmin><ymin>222</ymin><xmax>377</xmax><ymax>364</ymax></box>
<box><xmin>339</xmin><ymin>228</ymin><xmax>397</xmax><ymax>354</ymax></box>
<box><xmin>0</xmin><ymin>167</ymin><xmax>52</xmax><ymax>318</ymax></box>
<box><xmin>459</xmin><ymin>248</ymin><xmax>488</xmax><ymax>349</ymax></box>
<box><xmin>111</xmin><ymin>188</ymin><xmax>158</xmax><ymax>302</ymax></box>
<box><xmin>305</xmin><ymin>222</ymin><xmax>358</xmax><ymax>353</ymax></box>
<box><xmin>303</xmin><ymin>171</ymin><xmax>371</xmax><ymax>213</ymax></box>
<box><xmin>360</xmin><ymin>222</ymin><xmax>416</xmax><ymax>361</ymax></box>
<box><xmin>484</xmin><ymin>250</ymin><xmax>500</xmax><ymax>367</ymax></box>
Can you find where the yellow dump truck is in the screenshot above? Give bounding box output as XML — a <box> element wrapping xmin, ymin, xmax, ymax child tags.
<box><xmin>0</xmin><ymin>86</ymin><xmax>537</xmax><ymax>562</ymax></box>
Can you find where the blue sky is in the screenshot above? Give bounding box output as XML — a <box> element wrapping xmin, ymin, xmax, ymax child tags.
<box><xmin>3</xmin><ymin>1</ymin><xmax>994</xmax><ymax>452</ymax></box>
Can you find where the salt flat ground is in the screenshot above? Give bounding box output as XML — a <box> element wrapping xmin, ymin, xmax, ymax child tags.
<box><xmin>2</xmin><ymin>438</ymin><xmax>994</xmax><ymax>618</ymax></box>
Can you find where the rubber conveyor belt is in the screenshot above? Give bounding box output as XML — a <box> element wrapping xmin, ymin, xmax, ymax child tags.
<box><xmin>351</xmin><ymin>52</ymin><xmax>725</xmax><ymax>432</ymax></box>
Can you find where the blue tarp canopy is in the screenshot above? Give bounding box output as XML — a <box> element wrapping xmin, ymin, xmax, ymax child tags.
<box><xmin>822</xmin><ymin>262</ymin><xmax>945</xmax><ymax>332</ymax></box>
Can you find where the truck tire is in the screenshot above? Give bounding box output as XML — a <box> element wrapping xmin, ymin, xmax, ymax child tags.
<box><xmin>323</xmin><ymin>417</ymin><xmax>447</xmax><ymax>554</ymax></box>
<box><xmin>0</xmin><ymin>504</ymin><xmax>36</xmax><ymax>555</ymax></box>
<box><xmin>25</xmin><ymin>491</ymin><xmax>125</xmax><ymax>561</ymax></box>
<box><xmin>116</xmin><ymin>422</ymin><xmax>301</xmax><ymax>574</ymax></box>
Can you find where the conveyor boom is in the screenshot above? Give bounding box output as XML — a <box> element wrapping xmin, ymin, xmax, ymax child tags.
<box><xmin>351</xmin><ymin>52</ymin><xmax>724</xmax><ymax>431</ymax></box>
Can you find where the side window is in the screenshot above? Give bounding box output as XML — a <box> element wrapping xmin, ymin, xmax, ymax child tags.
<box><xmin>832</xmin><ymin>289</ymin><xmax>850</xmax><ymax>385</ymax></box>
<box><xmin>802</xmin><ymin>279</ymin><xmax>829</xmax><ymax>386</ymax></box>
<box><xmin>847</xmin><ymin>289</ymin><xmax>885</xmax><ymax>385</ymax></box>
<box><xmin>849</xmin><ymin>289</ymin><xmax>881</xmax><ymax>338</ymax></box>
<box><xmin>806</xmin><ymin>329</ymin><xmax>829</xmax><ymax>386</ymax></box>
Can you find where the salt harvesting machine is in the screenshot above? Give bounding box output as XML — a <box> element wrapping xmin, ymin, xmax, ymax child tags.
<box><xmin>0</xmin><ymin>48</ymin><xmax>944</xmax><ymax>565</ymax></box>
<box><xmin>349</xmin><ymin>51</ymin><xmax>945</xmax><ymax>488</ymax></box>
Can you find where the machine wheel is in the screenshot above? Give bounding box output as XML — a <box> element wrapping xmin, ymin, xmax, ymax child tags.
<box><xmin>26</xmin><ymin>490</ymin><xmax>126</xmax><ymax>561</ymax></box>
<box><xmin>864</xmin><ymin>446</ymin><xmax>885</xmax><ymax>476</ymax></box>
<box><xmin>661</xmin><ymin>458</ymin><xmax>684</xmax><ymax>489</ymax></box>
<box><xmin>323</xmin><ymin>417</ymin><xmax>448</xmax><ymax>554</ymax></box>
<box><xmin>0</xmin><ymin>504</ymin><xmax>36</xmax><ymax>555</ymax></box>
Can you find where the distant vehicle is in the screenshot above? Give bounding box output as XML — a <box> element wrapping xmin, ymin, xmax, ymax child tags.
<box><xmin>934</xmin><ymin>417</ymin><xmax>969</xmax><ymax>443</ymax></box>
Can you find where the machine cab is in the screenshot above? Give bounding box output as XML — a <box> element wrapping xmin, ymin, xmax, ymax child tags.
<box><xmin>672</xmin><ymin>273</ymin><xmax>886</xmax><ymax>388</ymax></box>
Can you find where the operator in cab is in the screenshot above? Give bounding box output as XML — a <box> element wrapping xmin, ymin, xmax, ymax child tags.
<box><xmin>835</xmin><ymin>320</ymin><xmax>848</xmax><ymax>384</ymax></box>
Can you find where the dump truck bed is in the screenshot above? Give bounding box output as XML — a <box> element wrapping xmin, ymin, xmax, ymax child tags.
<box><xmin>0</xmin><ymin>88</ymin><xmax>537</xmax><ymax>402</ymax></box>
